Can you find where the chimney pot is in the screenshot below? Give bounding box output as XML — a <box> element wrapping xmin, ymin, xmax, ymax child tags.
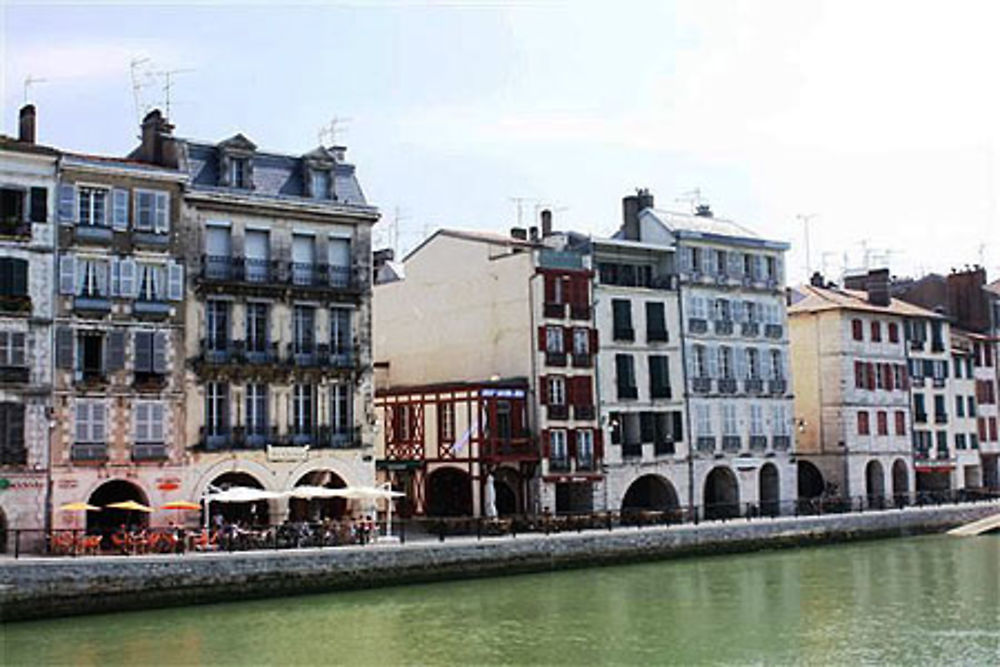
<box><xmin>695</xmin><ymin>204</ymin><xmax>713</xmax><ymax>217</ymax></box>
<box><xmin>540</xmin><ymin>209</ymin><xmax>553</xmax><ymax>237</ymax></box>
<box><xmin>18</xmin><ymin>104</ymin><xmax>36</xmax><ymax>144</ymax></box>
<box><xmin>510</xmin><ymin>227</ymin><xmax>527</xmax><ymax>241</ymax></box>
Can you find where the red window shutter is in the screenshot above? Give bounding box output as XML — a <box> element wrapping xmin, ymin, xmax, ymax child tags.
<box><xmin>567</xmin><ymin>429</ymin><xmax>577</xmax><ymax>458</ymax></box>
<box><xmin>566</xmin><ymin>376</ymin><xmax>576</xmax><ymax>405</ymax></box>
<box><xmin>852</xmin><ymin>319</ymin><xmax>863</xmax><ymax>340</ymax></box>
<box><xmin>990</xmin><ymin>417</ymin><xmax>998</xmax><ymax>441</ymax></box>
<box><xmin>978</xmin><ymin>418</ymin><xmax>987</xmax><ymax>441</ymax></box>
<box><xmin>562</xmin><ymin>326</ymin><xmax>571</xmax><ymax>351</ymax></box>
<box><xmin>895</xmin><ymin>411</ymin><xmax>905</xmax><ymax>436</ymax></box>
<box><xmin>867</xmin><ymin>363</ymin><xmax>876</xmax><ymax>390</ymax></box>
<box><xmin>539</xmin><ymin>376</ymin><xmax>548</xmax><ymax>405</ymax></box>
<box><xmin>544</xmin><ymin>275</ymin><xmax>556</xmax><ymax>303</ymax></box>
<box><xmin>900</xmin><ymin>364</ymin><xmax>909</xmax><ymax>390</ymax></box>
<box><xmin>594</xmin><ymin>428</ymin><xmax>604</xmax><ymax>459</ymax></box>
<box><xmin>541</xmin><ymin>429</ymin><xmax>550</xmax><ymax>458</ymax></box>
<box><xmin>578</xmin><ymin>377</ymin><xmax>593</xmax><ymax>405</ymax></box>
<box><xmin>589</xmin><ymin>328</ymin><xmax>598</xmax><ymax>353</ymax></box>
<box><xmin>885</xmin><ymin>364</ymin><xmax>894</xmax><ymax>391</ymax></box>
<box><xmin>538</xmin><ymin>326</ymin><xmax>547</xmax><ymax>352</ymax></box>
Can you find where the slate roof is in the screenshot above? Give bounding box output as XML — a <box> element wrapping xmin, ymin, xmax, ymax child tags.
<box><xmin>182</xmin><ymin>139</ymin><xmax>369</xmax><ymax>207</ymax></box>
<box><xmin>641</xmin><ymin>208</ymin><xmax>789</xmax><ymax>250</ymax></box>
<box><xmin>789</xmin><ymin>284</ymin><xmax>944</xmax><ymax>318</ymax></box>
<box><xmin>985</xmin><ymin>279</ymin><xmax>1000</xmax><ymax>297</ymax></box>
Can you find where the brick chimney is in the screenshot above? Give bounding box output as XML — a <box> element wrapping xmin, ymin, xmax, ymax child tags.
<box><xmin>18</xmin><ymin>105</ymin><xmax>36</xmax><ymax>144</ymax></box>
<box><xmin>540</xmin><ymin>209</ymin><xmax>553</xmax><ymax>238</ymax></box>
<box><xmin>138</xmin><ymin>109</ymin><xmax>178</xmax><ymax>167</ymax></box>
<box><xmin>621</xmin><ymin>188</ymin><xmax>653</xmax><ymax>241</ymax></box>
<box><xmin>866</xmin><ymin>268</ymin><xmax>891</xmax><ymax>307</ymax></box>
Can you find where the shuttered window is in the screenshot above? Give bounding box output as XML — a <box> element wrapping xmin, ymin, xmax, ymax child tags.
<box><xmin>74</xmin><ymin>400</ymin><xmax>106</xmax><ymax>443</ymax></box>
<box><xmin>0</xmin><ymin>258</ymin><xmax>28</xmax><ymax>297</ymax></box>
<box><xmin>0</xmin><ymin>331</ymin><xmax>26</xmax><ymax>367</ymax></box>
<box><xmin>135</xmin><ymin>401</ymin><xmax>165</xmax><ymax>443</ymax></box>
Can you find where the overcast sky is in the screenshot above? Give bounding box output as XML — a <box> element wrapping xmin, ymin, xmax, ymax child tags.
<box><xmin>4</xmin><ymin>1</ymin><xmax>998</xmax><ymax>283</ymax></box>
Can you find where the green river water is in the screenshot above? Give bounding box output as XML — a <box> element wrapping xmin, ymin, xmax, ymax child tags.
<box><xmin>2</xmin><ymin>535</ymin><xmax>998</xmax><ymax>665</ymax></box>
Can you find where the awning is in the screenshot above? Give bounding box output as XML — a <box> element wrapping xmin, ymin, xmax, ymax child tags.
<box><xmin>205</xmin><ymin>487</ymin><xmax>283</xmax><ymax>503</ymax></box>
<box><xmin>286</xmin><ymin>485</ymin><xmax>347</xmax><ymax>499</ymax></box>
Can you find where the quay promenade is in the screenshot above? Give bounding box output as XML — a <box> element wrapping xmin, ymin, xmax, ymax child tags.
<box><xmin>3</xmin><ymin>500</ymin><xmax>998</xmax><ymax>622</ymax></box>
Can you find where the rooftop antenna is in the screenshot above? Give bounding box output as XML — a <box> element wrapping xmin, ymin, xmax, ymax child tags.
<box><xmin>675</xmin><ymin>188</ymin><xmax>704</xmax><ymax>213</ymax></box>
<box><xmin>796</xmin><ymin>213</ymin><xmax>818</xmax><ymax>276</ymax></box>
<box><xmin>508</xmin><ymin>197</ymin><xmax>538</xmax><ymax>227</ymax></box>
<box><xmin>318</xmin><ymin>116</ymin><xmax>352</xmax><ymax>147</ymax></box>
<box><xmin>129</xmin><ymin>58</ymin><xmax>157</xmax><ymax>127</ymax></box>
<box><xmin>23</xmin><ymin>74</ymin><xmax>48</xmax><ymax>104</ymax></box>
<box><xmin>154</xmin><ymin>67</ymin><xmax>195</xmax><ymax>120</ymax></box>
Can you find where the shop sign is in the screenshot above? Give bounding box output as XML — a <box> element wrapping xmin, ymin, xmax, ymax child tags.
<box><xmin>0</xmin><ymin>478</ymin><xmax>9</xmax><ymax>490</ymax></box>
<box><xmin>267</xmin><ymin>445</ymin><xmax>310</xmax><ymax>462</ymax></box>
<box><xmin>58</xmin><ymin>478</ymin><xmax>79</xmax><ymax>490</ymax></box>
<box><xmin>157</xmin><ymin>476</ymin><xmax>182</xmax><ymax>491</ymax></box>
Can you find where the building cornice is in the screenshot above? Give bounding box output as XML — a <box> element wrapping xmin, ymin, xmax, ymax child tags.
<box><xmin>184</xmin><ymin>189</ymin><xmax>379</xmax><ymax>223</ymax></box>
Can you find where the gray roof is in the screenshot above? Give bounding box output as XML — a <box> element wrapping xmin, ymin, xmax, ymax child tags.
<box><xmin>643</xmin><ymin>208</ymin><xmax>789</xmax><ymax>250</ymax></box>
<box><xmin>183</xmin><ymin>139</ymin><xmax>369</xmax><ymax>206</ymax></box>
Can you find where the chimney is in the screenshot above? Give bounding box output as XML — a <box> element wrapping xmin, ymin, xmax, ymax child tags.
<box><xmin>510</xmin><ymin>227</ymin><xmax>527</xmax><ymax>241</ymax></box>
<box><xmin>18</xmin><ymin>105</ymin><xmax>36</xmax><ymax>144</ymax></box>
<box><xmin>809</xmin><ymin>271</ymin><xmax>825</xmax><ymax>288</ymax></box>
<box><xmin>866</xmin><ymin>268</ymin><xmax>891</xmax><ymax>307</ymax></box>
<box><xmin>695</xmin><ymin>204</ymin><xmax>713</xmax><ymax>218</ymax></box>
<box><xmin>540</xmin><ymin>209</ymin><xmax>553</xmax><ymax>237</ymax></box>
<box><xmin>529</xmin><ymin>226</ymin><xmax>540</xmax><ymax>242</ymax></box>
<box><xmin>139</xmin><ymin>109</ymin><xmax>176</xmax><ymax>167</ymax></box>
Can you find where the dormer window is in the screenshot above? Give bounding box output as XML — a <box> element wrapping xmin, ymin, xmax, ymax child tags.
<box><xmin>311</xmin><ymin>170</ymin><xmax>331</xmax><ymax>200</ymax></box>
<box><xmin>231</xmin><ymin>158</ymin><xmax>249</xmax><ymax>189</ymax></box>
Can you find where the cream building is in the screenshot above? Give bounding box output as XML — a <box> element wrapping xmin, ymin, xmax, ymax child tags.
<box><xmin>949</xmin><ymin>330</ymin><xmax>981</xmax><ymax>490</ymax></box>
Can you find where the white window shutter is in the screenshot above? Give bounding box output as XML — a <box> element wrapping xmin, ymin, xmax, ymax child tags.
<box><xmin>153</xmin><ymin>331</ymin><xmax>167</xmax><ymax>373</ymax></box>
<box><xmin>151</xmin><ymin>403</ymin><xmax>165</xmax><ymax>442</ymax></box>
<box><xmin>120</xmin><ymin>259</ymin><xmax>136</xmax><ymax>297</ymax></box>
<box><xmin>110</xmin><ymin>258</ymin><xmax>121</xmax><ymax>297</ymax></box>
<box><xmin>167</xmin><ymin>261</ymin><xmax>183</xmax><ymax>301</ymax></box>
<box><xmin>59</xmin><ymin>254</ymin><xmax>76</xmax><ymax>294</ymax></box>
<box><xmin>707</xmin><ymin>346</ymin><xmax>719</xmax><ymax>379</ymax></box>
<box><xmin>75</xmin><ymin>403</ymin><xmax>89</xmax><ymax>442</ymax></box>
<box><xmin>155</xmin><ymin>192</ymin><xmax>169</xmax><ymax>233</ymax></box>
<box><xmin>93</xmin><ymin>402</ymin><xmax>106</xmax><ymax>442</ymax></box>
<box><xmin>58</xmin><ymin>184</ymin><xmax>76</xmax><ymax>222</ymax></box>
<box><xmin>112</xmin><ymin>189</ymin><xmax>129</xmax><ymax>230</ymax></box>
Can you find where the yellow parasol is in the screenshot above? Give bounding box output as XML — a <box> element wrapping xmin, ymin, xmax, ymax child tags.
<box><xmin>60</xmin><ymin>502</ymin><xmax>100</xmax><ymax>511</ymax></box>
<box><xmin>160</xmin><ymin>501</ymin><xmax>202</xmax><ymax>511</ymax></box>
<box><xmin>106</xmin><ymin>500</ymin><xmax>154</xmax><ymax>512</ymax></box>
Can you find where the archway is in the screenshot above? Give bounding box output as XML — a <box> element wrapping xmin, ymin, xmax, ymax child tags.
<box><xmin>622</xmin><ymin>475</ymin><xmax>680</xmax><ymax>512</ymax></box>
<box><xmin>891</xmin><ymin>459</ymin><xmax>909</xmax><ymax>506</ymax></box>
<box><xmin>290</xmin><ymin>469</ymin><xmax>348</xmax><ymax>522</ymax></box>
<box><xmin>494</xmin><ymin>479</ymin><xmax>517</xmax><ymax>516</ymax></box>
<box><xmin>703</xmin><ymin>466</ymin><xmax>740</xmax><ymax>520</ymax></box>
<box><xmin>865</xmin><ymin>460</ymin><xmax>886</xmax><ymax>508</ymax></box>
<box><xmin>426</xmin><ymin>467</ymin><xmax>472</xmax><ymax>517</ymax></box>
<box><xmin>797</xmin><ymin>460</ymin><xmax>825</xmax><ymax>499</ymax></box>
<box><xmin>87</xmin><ymin>480</ymin><xmax>149</xmax><ymax>537</ymax></box>
<box><xmin>759</xmin><ymin>463</ymin><xmax>780</xmax><ymax>516</ymax></box>
<box><xmin>208</xmin><ymin>472</ymin><xmax>269</xmax><ymax>527</ymax></box>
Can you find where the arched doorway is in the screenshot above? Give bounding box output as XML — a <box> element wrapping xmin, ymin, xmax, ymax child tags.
<box><xmin>494</xmin><ymin>479</ymin><xmax>517</xmax><ymax>516</ymax></box>
<box><xmin>759</xmin><ymin>463</ymin><xmax>780</xmax><ymax>516</ymax></box>
<box><xmin>87</xmin><ymin>480</ymin><xmax>149</xmax><ymax>537</ymax></box>
<box><xmin>208</xmin><ymin>472</ymin><xmax>269</xmax><ymax>527</ymax></box>
<box><xmin>703</xmin><ymin>466</ymin><xmax>740</xmax><ymax>520</ymax></box>
<box><xmin>865</xmin><ymin>460</ymin><xmax>885</xmax><ymax>509</ymax></box>
<box><xmin>290</xmin><ymin>470</ymin><xmax>348</xmax><ymax>522</ymax></box>
<box><xmin>891</xmin><ymin>459</ymin><xmax>909</xmax><ymax>506</ymax></box>
<box><xmin>426</xmin><ymin>468</ymin><xmax>472</xmax><ymax>517</ymax></box>
<box><xmin>622</xmin><ymin>475</ymin><xmax>680</xmax><ymax>513</ymax></box>
<box><xmin>797</xmin><ymin>460</ymin><xmax>825</xmax><ymax>499</ymax></box>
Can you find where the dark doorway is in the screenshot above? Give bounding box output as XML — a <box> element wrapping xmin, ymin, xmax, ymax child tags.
<box><xmin>290</xmin><ymin>470</ymin><xmax>348</xmax><ymax>521</ymax></box>
<box><xmin>759</xmin><ymin>463</ymin><xmax>780</xmax><ymax>516</ymax></box>
<box><xmin>426</xmin><ymin>468</ymin><xmax>472</xmax><ymax>517</ymax></box>
<box><xmin>494</xmin><ymin>479</ymin><xmax>517</xmax><ymax>516</ymax></box>
<box><xmin>555</xmin><ymin>482</ymin><xmax>593</xmax><ymax>514</ymax></box>
<box><xmin>797</xmin><ymin>460</ymin><xmax>825</xmax><ymax>499</ymax></box>
<box><xmin>208</xmin><ymin>472</ymin><xmax>269</xmax><ymax>527</ymax></box>
<box><xmin>622</xmin><ymin>475</ymin><xmax>679</xmax><ymax>511</ymax></box>
<box><xmin>892</xmin><ymin>459</ymin><xmax>909</xmax><ymax>506</ymax></box>
<box><xmin>87</xmin><ymin>480</ymin><xmax>149</xmax><ymax>538</ymax></box>
<box><xmin>865</xmin><ymin>460</ymin><xmax>885</xmax><ymax>508</ymax></box>
<box><xmin>703</xmin><ymin>466</ymin><xmax>740</xmax><ymax>520</ymax></box>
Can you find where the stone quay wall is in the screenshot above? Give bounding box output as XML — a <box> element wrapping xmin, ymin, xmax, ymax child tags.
<box><xmin>3</xmin><ymin>502</ymin><xmax>998</xmax><ymax>622</ymax></box>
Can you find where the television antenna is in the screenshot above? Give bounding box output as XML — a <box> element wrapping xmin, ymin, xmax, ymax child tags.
<box><xmin>509</xmin><ymin>197</ymin><xmax>539</xmax><ymax>227</ymax></box>
<box><xmin>23</xmin><ymin>74</ymin><xmax>48</xmax><ymax>104</ymax></box>
<box><xmin>130</xmin><ymin>58</ymin><xmax>156</xmax><ymax>126</ymax></box>
<box><xmin>318</xmin><ymin>116</ymin><xmax>352</xmax><ymax>147</ymax></box>
<box><xmin>796</xmin><ymin>213</ymin><xmax>818</xmax><ymax>276</ymax></box>
<box><xmin>675</xmin><ymin>188</ymin><xmax>705</xmax><ymax>213</ymax></box>
<box><xmin>155</xmin><ymin>68</ymin><xmax>195</xmax><ymax>120</ymax></box>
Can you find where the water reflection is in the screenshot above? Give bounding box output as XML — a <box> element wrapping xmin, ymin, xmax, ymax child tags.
<box><xmin>4</xmin><ymin>535</ymin><xmax>997</xmax><ymax>665</ymax></box>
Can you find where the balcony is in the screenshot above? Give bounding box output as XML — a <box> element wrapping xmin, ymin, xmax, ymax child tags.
<box><xmin>199</xmin><ymin>256</ymin><xmax>357</xmax><ymax>294</ymax></box>
<box><xmin>483</xmin><ymin>434</ymin><xmax>536</xmax><ymax>461</ymax></box>
<box><xmin>544</xmin><ymin>302</ymin><xmax>566</xmax><ymax>319</ymax></box>
<box><xmin>571</xmin><ymin>353</ymin><xmax>592</xmax><ymax>368</ymax></box>
<box><xmin>617</xmin><ymin>385</ymin><xmax>638</xmax><ymax>400</ymax></box>
<box><xmin>318</xmin><ymin>426</ymin><xmax>362</xmax><ymax>449</ymax></box>
<box><xmin>722</xmin><ymin>436</ymin><xmax>742</xmax><ymax>452</ymax></box>
<box><xmin>692</xmin><ymin>377</ymin><xmax>712</xmax><ymax>394</ymax></box>
<box><xmin>133</xmin><ymin>298</ymin><xmax>171</xmax><ymax>319</ymax></box>
<box><xmin>769</xmin><ymin>379</ymin><xmax>788</xmax><ymax>395</ymax></box>
<box><xmin>132</xmin><ymin>443</ymin><xmax>168</xmax><ymax>462</ymax></box>
<box><xmin>573</xmin><ymin>404</ymin><xmax>596</xmax><ymax>421</ymax></box>
<box><xmin>613</xmin><ymin>326</ymin><xmax>635</xmax><ymax>342</ymax></box>
<box><xmin>73</xmin><ymin>295</ymin><xmax>112</xmax><ymax>315</ymax></box>
<box><xmin>575</xmin><ymin>454</ymin><xmax>596</xmax><ymax>472</ymax></box>
<box><xmin>650</xmin><ymin>384</ymin><xmax>672</xmax><ymax>400</ymax></box>
<box><xmin>549</xmin><ymin>456</ymin><xmax>571</xmax><ymax>472</ymax></box>
<box><xmin>621</xmin><ymin>442</ymin><xmax>642</xmax><ymax>459</ymax></box>
<box><xmin>647</xmin><ymin>328</ymin><xmax>668</xmax><ymax>343</ymax></box>
<box><xmin>570</xmin><ymin>304</ymin><xmax>591</xmax><ymax>320</ymax></box>
<box><xmin>71</xmin><ymin>443</ymin><xmax>107</xmax><ymax>462</ymax></box>
<box><xmin>133</xmin><ymin>371</ymin><xmax>167</xmax><ymax>392</ymax></box>
<box><xmin>931</xmin><ymin>340</ymin><xmax>945</xmax><ymax>353</ymax></box>
<box><xmin>934</xmin><ymin>413</ymin><xmax>948</xmax><ymax>424</ymax></box>
<box><xmin>741</xmin><ymin>322</ymin><xmax>760</xmax><ymax>337</ymax></box>
<box><xmin>75</xmin><ymin>368</ymin><xmax>108</xmax><ymax>388</ymax></box>
<box><xmin>0</xmin><ymin>294</ymin><xmax>31</xmax><ymax>315</ymax></box>
<box><xmin>650</xmin><ymin>275</ymin><xmax>677</xmax><ymax>290</ymax></box>
<box><xmin>718</xmin><ymin>378</ymin><xmax>738</xmax><ymax>394</ymax></box>
<box><xmin>932</xmin><ymin>377</ymin><xmax>946</xmax><ymax>388</ymax></box>
<box><xmin>714</xmin><ymin>320</ymin><xmax>734</xmax><ymax>336</ymax></box>
<box><xmin>654</xmin><ymin>439</ymin><xmax>675</xmax><ymax>456</ymax></box>
<box><xmin>545</xmin><ymin>351</ymin><xmax>568</xmax><ymax>367</ymax></box>
<box><xmin>287</xmin><ymin>343</ymin><xmax>320</xmax><ymax>367</ymax></box>
<box><xmin>74</xmin><ymin>224</ymin><xmax>113</xmax><ymax>245</ymax></box>
<box><xmin>773</xmin><ymin>435</ymin><xmax>791</xmax><ymax>451</ymax></box>
<box><xmin>546</xmin><ymin>404</ymin><xmax>569</xmax><ymax>421</ymax></box>
<box><xmin>696</xmin><ymin>437</ymin><xmax>716</xmax><ymax>454</ymax></box>
<box><xmin>749</xmin><ymin>435</ymin><xmax>767</xmax><ymax>452</ymax></box>
<box><xmin>200</xmin><ymin>339</ymin><xmax>236</xmax><ymax>365</ymax></box>
<box><xmin>914</xmin><ymin>411</ymin><xmax>928</xmax><ymax>424</ymax></box>
<box><xmin>132</xmin><ymin>231</ymin><xmax>169</xmax><ymax>249</ymax></box>
<box><xmin>0</xmin><ymin>366</ymin><xmax>30</xmax><ymax>384</ymax></box>
<box><xmin>0</xmin><ymin>220</ymin><xmax>30</xmax><ymax>239</ymax></box>
<box><xmin>688</xmin><ymin>318</ymin><xmax>708</xmax><ymax>334</ymax></box>
<box><xmin>539</xmin><ymin>249</ymin><xmax>584</xmax><ymax>270</ymax></box>
<box><xmin>245</xmin><ymin>342</ymin><xmax>281</xmax><ymax>365</ymax></box>
<box><xmin>764</xmin><ymin>324</ymin><xmax>783</xmax><ymax>339</ymax></box>
<box><xmin>909</xmin><ymin>340</ymin><xmax>925</xmax><ymax>351</ymax></box>
<box><xmin>745</xmin><ymin>378</ymin><xmax>764</xmax><ymax>395</ymax></box>
<box><xmin>911</xmin><ymin>377</ymin><xmax>926</xmax><ymax>388</ymax></box>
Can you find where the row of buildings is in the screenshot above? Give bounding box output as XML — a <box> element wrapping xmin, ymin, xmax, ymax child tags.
<box><xmin>1</xmin><ymin>104</ymin><xmax>998</xmax><ymax>549</ymax></box>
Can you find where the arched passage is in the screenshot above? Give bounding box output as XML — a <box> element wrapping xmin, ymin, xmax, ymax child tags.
<box><xmin>87</xmin><ymin>480</ymin><xmax>149</xmax><ymax>537</ymax></box>
<box><xmin>865</xmin><ymin>460</ymin><xmax>886</xmax><ymax>508</ymax></box>
<box><xmin>208</xmin><ymin>472</ymin><xmax>268</xmax><ymax>527</ymax></box>
<box><xmin>426</xmin><ymin>467</ymin><xmax>472</xmax><ymax>517</ymax></box>
<box><xmin>703</xmin><ymin>466</ymin><xmax>740</xmax><ymax>520</ymax></box>
<box><xmin>759</xmin><ymin>463</ymin><xmax>780</xmax><ymax>516</ymax></box>
<box><xmin>494</xmin><ymin>478</ymin><xmax>517</xmax><ymax>516</ymax></box>
<box><xmin>290</xmin><ymin>469</ymin><xmax>348</xmax><ymax>522</ymax></box>
<box><xmin>892</xmin><ymin>459</ymin><xmax>909</xmax><ymax>506</ymax></box>
<box><xmin>797</xmin><ymin>460</ymin><xmax>825</xmax><ymax>499</ymax></box>
<box><xmin>622</xmin><ymin>475</ymin><xmax>680</xmax><ymax>512</ymax></box>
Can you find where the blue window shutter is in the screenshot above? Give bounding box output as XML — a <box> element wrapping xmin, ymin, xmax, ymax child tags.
<box><xmin>59</xmin><ymin>255</ymin><xmax>76</xmax><ymax>294</ymax></box>
<box><xmin>155</xmin><ymin>192</ymin><xmax>169</xmax><ymax>233</ymax></box>
<box><xmin>112</xmin><ymin>189</ymin><xmax>129</xmax><ymax>230</ymax></box>
<box><xmin>167</xmin><ymin>261</ymin><xmax>183</xmax><ymax>301</ymax></box>
<box><xmin>153</xmin><ymin>331</ymin><xmax>168</xmax><ymax>373</ymax></box>
<box><xmin>58</xmin><ymin>184</ymin><xmax>76</xmax><ymax>222</ymax></box>
<box><xmin>56</xmin><ymin>327</ymin><xmax>74</xmax><ymax>369</ymax></box>
<box><xmin>120</xmin><ymin>259</ymin><xmax>136</xmax><ymax>297</ymax></box>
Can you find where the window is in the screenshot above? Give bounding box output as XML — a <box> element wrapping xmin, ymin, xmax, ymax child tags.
<box><xmin>968</xmin><ymin>395</ymin><xmax>976</xmax><ymax>416</ymax></box>
<box><xmin>548</xmin><ymin>376</ymin><xmax>566</xmax><ymax>406</ymax></box>
<box><xmin>956</xmin><ymin>433</ymin><xmax>966</xmax><ymax>450</ymax></box>
<box><xmin>914</xmin><ymin>394</ymin><xmax>926</xmax><ymax>421</ymax></box>
<box><xmin>230</xmin><ymin>158</ymin><xmax>249</xmax><ymax>189</ymax></box>
<box><xmin>857</xmin><ymin>411</ymin><xmax>870</xmax><ymax>435</ymax></box>
<box><xmin>714</xmin><ymin>298</ymin><xmax>732</xmax><ymax>322</ymax></box>
<box><xmin>311</xmin><ymin>170</ymin><xmax>331</xmax><ymax>200</ymax></box>
<box><xmin>693</xmin><ymin>344</ymin><xmax>707</xmax><ymax>378</ymax></box>
<box><xmin>649</xmin><ymin>355</ymin><xmax>671</xmax><ymax>399</ymax></box>
<box><xmin>876</xmin><ymin>411</ymin><xmax>888</xmax><ymax>436</ymax></box>
<box><xmin>870</xmin><ymin>321</ymin><xmax>881</xmax><ymax>342</ymax></box>
<box><xmin>0</xmin><ymin>258</ymin><xmax>29</xmax><ymax>300</ymax></box>
<box><xmin>77</xmin><ymin>332</ymin><xmax>105</xmax><ymax>376</ymax></box>
<box><xmin>615</xmin><ymin>354</ymin><xmax>637</xmax><ymax>399</ymax></box>
<box><xmin>246</xmin><ymin>384</ymin><xmax>268</xmax><ymax>440</ymax></box>
<box><xmin>747</xmin><ymin>348</ymin><xmax>761</xmax><ymax>380</ymax></box>
<box><xmin>772</xmin><ymin>405</ymin><xmax>790</xmax><ymax>436</ymax></box>
<box><xmin>293</xmin><ymin>305</ymin><xmax>315</xmax><ymax>354</ymax></box>
<box><xmin>573</xmin><ymin>328</ymin><xmax>590</xmax><ymax>355</ymax></box>
<box><xmin>291</xmin><ymin>234</ymin><xmax>316</xmax><ymax>285</ymax></box>
<box><xmin>292</xmin><ymin>384</ymin><xmax>315</xmax><ymax>438</ymax></box>
<box><xmin>246</xmin><ymin>303</ymin><xmax>269</xmax><ymax>355</ymax></box>
<box><xmin>134</xmin><ymin>401</ymin><xmax>165</xmax><ymax>443</ymax></box>
<box><xmin>956</xmin><ymin>395</ymin><xmax>965</xmax><ymax>418</ymax></box>
<box><xmin>645</xmin><ymin>302</ymin><xmax>667</xmax><ymax>341</ymax></box>
<box><xmin>206</xmin><ymin>300</ymin><xmax>229</xmax><ymax>352</ymax></box>
<box><xmin>0</xmin><ymin>188</ymin><xmax>24</xmax><ymax>223</ymax></box>
<box><xmin>744</xmin><ymin>300</ymin><xmax>758</xmax><ymax>323</ymax></box>
<box><xmin>245</xmin><ymin>230</ymin><xmax>270</xmax><ymax>282</ymax></box>
<box><xmin>330</xmin><ymin>308</ymin><xmax>351</xmax><ymax>357</ymax></box>
<box><xmin>749</xmin><ymin>404</ymin><xmax>764</xmax><ymax>436</ymax></box>
<box><xmin>851</xmin><ymin>319</ymin><xmax>863</xmax><ymax>341</ymax></box>
<box><xmin>888</xmin><ymin>323</ymin><xmax>899</xmax><ymax>343</ymax></box>
<box><xmin>0</xmin><ymin>403</ymin><xmax>26</xmax><ymax>465</ymax></box>
<box><xmin>133</xmin><ymin>330</ymin><xmax>166</xmax><ymax>375</ymax></box>
<box><xmin>612</xmin><ymin>299</ymin><xmax>633</xmax><ymax>340</ymax></box>
<box><xmin>688</xmin><ymin>296</ymin><xmax>708</xmax><ymax>320</ymax></box>
<box><xmin>331</xmin><ymin>383</ymin><xmax>351</xmax><ymax>435</ymax></box>
<box><xmin>134</xmin><ymin>190</ymin><xmax>169</xmax><ymax>232</ymax></box>
<box><xmin>328</xmin><ymin>237</ymin><xmax>352</xmax><ymax>287</ymax></box>
<box><xmin>719</xmin><ymin>346</ymin><xmax>733</xmax><ymax>379</ymax></box>
<box><xmin>77</xmin><ymin>258</ymin><xmax>109</xmax><ymax>297</ymax></box>
<box><xmin>546</xmin><ymin>326</ymin><xmax>564</xmax><ymax>353</ymax></box>
<box><xmin>696</xmin><ymin>404</ymin><xmax>713</xmax><ymax>436</ymax></box>
<box><xmin>438</xmin><ymin>402</ymin><xmax>455</xmax><ymax>443</ymax></box>
<box><xmin>895</xmin><ymin>411</ymin><xmax>906</xmax><ymax>436</ymax></box>
<box><xmin>78</xmin><ymin>187</ymin><xmax>107</xmax><ymax>226</ymax></box>
<box><xmin>74</xmin><ymin>400</ymin><xmax>106</xmax><ymax>443</ymax></box>
<box><xmin>136</xmin><ymin>263</ymin><xmax>166</xmax><ymax>301</ymax></box>
<box><xmin>854</xmin><ymin>361</ymin><xmax>866</xmax><ymax>389</ymax></box>
<box><xmin>549</xmin><ymin>429</ymin><xmax>568</xmax><ymax>462</ymax></box>
<box><xmin>576</xmin><ymin>429</ymin><xmax>594</xmax><ymax>466</ymax></box>
<box><xmin>770</xmin><ymin>350</ymin><xmax>784</xmax><ymax>380</ymax></box>
<box><xmin>0</xmin><ymin>331</ymin><xmax>26</xmax><ymax>367</ymax></box>
<box><xmin>394</xmin><ymin>405</ymin><xmax>411</xmax><ymax>441</ymax></box>
<box><xmin>933</xmin><ymin>394</ymin><xmax>947</xmax><ymax>422</ymax></box>
<box><xmin>722</xmin><ymin>404</ymin><xmax>738</xmax><ymax>436</ymax></box>
<box><xmin>205</xmin><ymin>383</ymin><xmax>228</xmax><ymax>438</ymax></box>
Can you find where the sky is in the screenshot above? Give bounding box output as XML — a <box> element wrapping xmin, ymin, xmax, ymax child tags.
<box><xmin>3</xmin><ymin>0</ymin><xmax>999</xmax><ymax>284</ymax></box>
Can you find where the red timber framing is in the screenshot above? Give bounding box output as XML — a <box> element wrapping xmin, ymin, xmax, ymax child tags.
<box><xmin>375</xmin><ymin>379</ymin><xmax>540</xmax><ymax>516</ymax></box>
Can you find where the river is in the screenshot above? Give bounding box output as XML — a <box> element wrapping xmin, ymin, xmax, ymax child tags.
<box><xmin>2</xmin><ymin>535</ymin><xmax>997</xmax><ymax>665</ymax></box>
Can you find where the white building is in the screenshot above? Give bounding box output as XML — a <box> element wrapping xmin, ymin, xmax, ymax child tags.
<box><xmin>949</xmin><ymin>330</ymin><xmax>981</xmax><ymax>490</ymax></box>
